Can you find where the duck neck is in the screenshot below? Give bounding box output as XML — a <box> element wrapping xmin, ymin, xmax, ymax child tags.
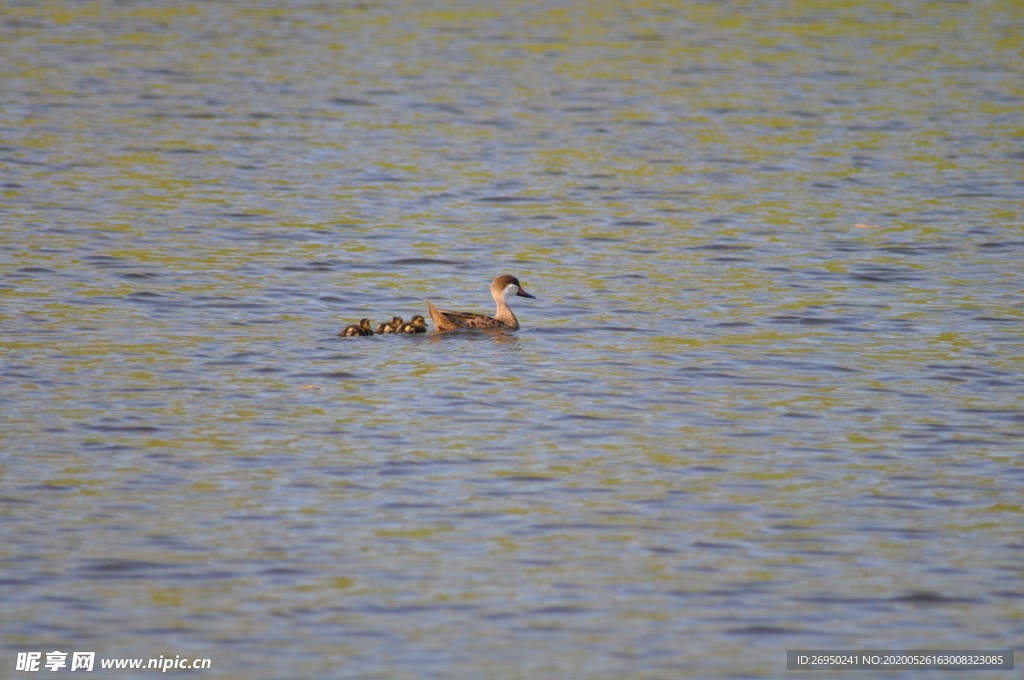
<box><xmin>493</xmin><ymin>300</ymin><xmax>519</xmax><ymax>329</ymax></box>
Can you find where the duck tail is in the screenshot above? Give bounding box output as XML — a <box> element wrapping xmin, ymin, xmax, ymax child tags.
<box><xmin>425</xmin><ymin>300</ymin><xmax>451</xmax><ymax>332</ymax></box>
<box><xmin>426</xmin><ymin>300</ymin><xmax>441</xmax><ymax>326</ymax></box>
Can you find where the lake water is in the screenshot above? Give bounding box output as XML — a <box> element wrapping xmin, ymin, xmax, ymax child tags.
<box><xmin>2</xmin><ymin>1</ymin><xmax>1022</xmax><ymax>677</ymax></box>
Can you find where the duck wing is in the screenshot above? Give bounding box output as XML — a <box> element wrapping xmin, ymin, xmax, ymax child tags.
<box><xmin>427</xmin><ymin>301</ymin><xmax>504</xmax><ymax>332</ymax></box>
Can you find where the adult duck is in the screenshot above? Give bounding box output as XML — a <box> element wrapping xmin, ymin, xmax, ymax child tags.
<box><xmin>426</xmin><ymin>275</ymin><xmax>535</xmax><ymax>332</ymax></box>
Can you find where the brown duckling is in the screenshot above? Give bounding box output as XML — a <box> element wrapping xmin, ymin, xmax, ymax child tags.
<box><xmin>399</xmin><ymin>315</ymin><xmax>428</xmax><ymax>333</ymax></box>
<box><xmin>374</xmin><ymin>316</ymin><xmax>403</xmax><ymax>334</ymax></box>
<box><xmin>340</xmin><ymin>318</ymin><xmax>374</xmax><ymax>337</ymax></box>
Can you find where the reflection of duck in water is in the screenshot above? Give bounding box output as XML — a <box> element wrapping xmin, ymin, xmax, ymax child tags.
<box><xmin>427</xmin><ymin>275</ymin><xmax>535</xmax><ymax>332</ymax></box>
<box><xmin>375</xmin><ymin>317</ymin><xmax>404</xmax><ymax>334</ymax></box>
<box><xmin>339</xmin><ymin>318</ymin><xmax>374</xmax><ymax>337</ymax></box>
<box><xmin>398</xmin><ymin>315</ymin><xmax>428</xmax><ymax>333</ymax></box>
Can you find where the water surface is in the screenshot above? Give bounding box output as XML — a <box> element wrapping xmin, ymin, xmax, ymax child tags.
<box><xmin>2</xmin><ymin>1</ymin><xmax>1022</xmax><ymax>677</ymax></box>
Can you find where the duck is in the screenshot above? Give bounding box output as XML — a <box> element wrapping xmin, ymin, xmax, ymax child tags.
<box><xmin>339</xmin><ymin>318</ymin><xmax>374</xmax><ymax>337</ymax></box>
<box><xmin>426</xmin><ymin>275</ymin><xmax>535</xmax><ymax>332</ymax></box>
<box><xmin>375</xmin><ymin>316</ymin><xmax>404</xmax><ymax>334</ymax></box>
<box><xmin>399</xmin><ymin>315</ymin><xmax>428</xmax><ymax>333</ymax></box>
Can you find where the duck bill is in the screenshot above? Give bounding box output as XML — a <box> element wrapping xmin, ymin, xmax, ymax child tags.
<box><xmin>517</xmin><ymin>287</ymin><xmax>535</xmax><ymax>299</ymax></box>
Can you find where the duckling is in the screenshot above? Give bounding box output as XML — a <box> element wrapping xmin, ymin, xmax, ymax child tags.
<box><xmin>339</xmin><ymin>318</ymin><xmax>374</xmax><ymax>337</ymax></box>
<box><xmin>375</xmin><ymin>317</ymin><xmax>403</xmax><ymax>334</ymax></box>
<box><xmin>399</xmin><ymin>315</ymin><xmax>428</xmax><ymax>333</ymax></box>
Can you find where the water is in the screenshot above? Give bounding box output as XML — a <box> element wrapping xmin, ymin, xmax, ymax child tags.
<box><xmin>2</xmin><ymin>1</ymin><xmax>1022</xmax><ymax>677</ymax></box>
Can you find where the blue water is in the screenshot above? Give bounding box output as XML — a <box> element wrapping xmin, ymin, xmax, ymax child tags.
<box><xmin>2</xmin><ymin>1</ymin><xmax>1022</xmax><ymax>677</ymax></box>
